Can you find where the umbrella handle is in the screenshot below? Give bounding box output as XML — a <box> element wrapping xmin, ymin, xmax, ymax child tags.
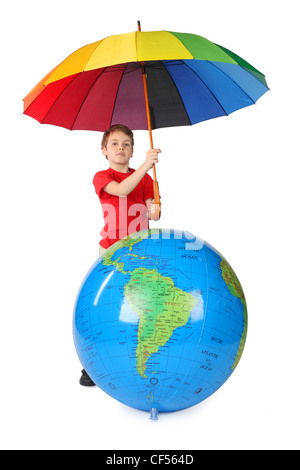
<box><xmin>138</xmin><ymin>20</ymin><xmax>161</xmax><ymax>220</ymax></box>
<box><xmin>152</xmin><ymin>180</ymin><xmax>161</xmax><ymax>220</ymax></box>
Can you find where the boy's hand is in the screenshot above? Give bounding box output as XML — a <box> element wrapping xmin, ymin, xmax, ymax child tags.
<box><xmin>150</xmin><ymin>202</ymin><xmax>161</xmax><ymax>221</ymax></box>
<box><xmin>145</xmin><ymin>148</ymin><xmax>161</xmax><ymax>171</ymax></box>
<box><xmin>145</xmin><ymin>198</ymin><xmax>161</xmax><ymax>221</ymax></box>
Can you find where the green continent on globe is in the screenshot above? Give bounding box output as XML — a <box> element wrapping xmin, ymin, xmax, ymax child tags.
<box><xmin>101</xmin><ymin>230</ymin><xmax>198</xmax><ymax>378</ymax></box>
<box><xmin>124</xmin><ymin>268</ymin><xmax>198</xmax><ymax>378</ymax></box>
<box><xmin>220</xmin><ymin>258</ymin><xmax>248</xmax><ymax>370</ymax></box>
<box><xmin>101</xmin><ymin>229</ymin><xmax>160</xmax><ymax>273</ymax></box>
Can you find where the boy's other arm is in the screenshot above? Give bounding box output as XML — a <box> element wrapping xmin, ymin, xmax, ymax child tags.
<box><xmin>145</xmin><ymin>198</ymin><xmax>161</xmax><ymax>221</ymax></box>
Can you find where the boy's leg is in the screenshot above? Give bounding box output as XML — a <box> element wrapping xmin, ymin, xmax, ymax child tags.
<box><xmin>79</xmin><ymin>370</ymin><xmax>95</xmax><ymax>387</ymax></box>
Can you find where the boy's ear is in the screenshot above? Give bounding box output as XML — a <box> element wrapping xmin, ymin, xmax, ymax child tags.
<box><xmin>102</xmin><ymin>146</ymin><xmax>108</xmax><ymax>158</ymax></box>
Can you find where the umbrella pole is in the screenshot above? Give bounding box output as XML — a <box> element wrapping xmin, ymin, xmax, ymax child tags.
<box><xmin>138</xmin><ymin>21</ymin><xmax>161</xmax><ymax>220</ymax></box>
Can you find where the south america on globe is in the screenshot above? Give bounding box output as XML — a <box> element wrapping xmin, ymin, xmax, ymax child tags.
<box><xmin>73</xmin><ymin>229</ymin><xmax>247</xmax><ymax>419</ymax></box>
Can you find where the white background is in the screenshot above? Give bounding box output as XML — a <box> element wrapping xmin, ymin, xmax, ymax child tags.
<box><xmin>1</xmin><ymin>0</ymin><xmax>299</xmax><ymax>450</ymax></box>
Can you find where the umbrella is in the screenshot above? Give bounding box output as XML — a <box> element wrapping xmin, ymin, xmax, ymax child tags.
<box><xmin>23</xmin><ymin>23</ymin><xmax>269</xmax><ymax>217</ymax></box>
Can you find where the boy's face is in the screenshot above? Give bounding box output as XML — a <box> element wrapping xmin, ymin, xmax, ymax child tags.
<box><xmin>102</xmin><ymin>131</ymin><xmax>133</xmax><ymax>167</ymax></box>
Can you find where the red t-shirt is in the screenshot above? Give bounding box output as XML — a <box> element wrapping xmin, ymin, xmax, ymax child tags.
<box><xmin>93</xmin><ymin>168</ymin><xmax>154</xmax><ymax>248</ymax></box>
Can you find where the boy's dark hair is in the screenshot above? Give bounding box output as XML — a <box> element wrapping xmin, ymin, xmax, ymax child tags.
<box><xmin>101</xmin><ymin>124</ymin><xmax>134</xmax><ymax>150</ymax></box>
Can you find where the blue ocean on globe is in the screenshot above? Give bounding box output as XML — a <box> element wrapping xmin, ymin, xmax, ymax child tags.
<box><xmin>73</xmin><ymin>229</ymin><xmax>247</xmax><ymax>418</ymax></box>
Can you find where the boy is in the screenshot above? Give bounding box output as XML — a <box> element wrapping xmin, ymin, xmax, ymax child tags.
<box><xmin>94</xmin><ymin>124</ymin><xmax>161</xmax><ymax>253</ymax></box>
<box><xmin>79</xmin><ymin>124</ymin><xmax>161</xmax><ymax>386</ymax></box>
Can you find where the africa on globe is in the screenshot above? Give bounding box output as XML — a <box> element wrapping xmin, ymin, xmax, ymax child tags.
<box><xmin>73</xmin><ymin>229</ymin><xmax>247</xmax><ymax>419</ymax></box>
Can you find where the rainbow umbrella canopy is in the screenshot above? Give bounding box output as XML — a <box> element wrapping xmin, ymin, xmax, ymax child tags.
<box><xmin>24</xmin><ymin>26</ymin><xmax>269</xmax><ymax>216</ymax></box>
<box><xmin>23</xmin><ymin>29</ymin><xmax>269</xmax><ymax>132</ymax></box>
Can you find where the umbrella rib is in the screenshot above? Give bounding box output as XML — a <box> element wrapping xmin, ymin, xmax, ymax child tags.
<box><xmin>207</xmin><ymin>61</ymin><xmax>257</xmax><ymax>105</ymax></box>
<box><xmin>40</xmin><ymin>73</ymin><xmax>80</xmax><ymax>125</ymax></box>
<box><xmin>70</xmin><ymin>69</ymin><xmax>107</xmax><ymax>130</ymax></box>
<box><xmin>183</xmin><ymin>61</ymin><xmax>229</xmax><ymax>117</ymax></box>
<box><xmin>81</xmin><ymin>40</ymin><xmax>105</xmax><ymax>72</ymax></box>
<box><xmin>160</xmin><ymin>60</ymin><xmax>192</xmax><ymax>126</ymax></box>
<box><xmin>108</xmin><ymin>65</ymin><xmax>127</xmax><ymax>127</ymax></box>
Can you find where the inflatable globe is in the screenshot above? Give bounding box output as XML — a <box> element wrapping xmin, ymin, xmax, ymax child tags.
<box><xmin>73</xmin><ymin>229</ymin><xmax>247</xmax><ymax>419</ymax></box>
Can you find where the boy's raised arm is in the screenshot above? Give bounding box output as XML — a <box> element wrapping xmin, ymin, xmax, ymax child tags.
<box><xmin>103</xmin><ymin>149</ymin><xmax>161</xmax><ymax>197</ymax></box>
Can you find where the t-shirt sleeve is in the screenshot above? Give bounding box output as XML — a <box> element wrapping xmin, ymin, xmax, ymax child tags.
<box><xmin>143</xmin><ymin>173</ymin><xmax>154</xmax><ymax>201</ymax></box>
<box><xmin>93</xmin><ymin>171</ymin><xmax>114</xmax><ymax>197</ymax></box>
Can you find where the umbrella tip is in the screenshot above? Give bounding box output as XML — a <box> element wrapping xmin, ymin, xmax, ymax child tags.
<box><xmin>137</xmin><ymin>20</ymin><xmax>141</xmax><ymax>31</ymax></box>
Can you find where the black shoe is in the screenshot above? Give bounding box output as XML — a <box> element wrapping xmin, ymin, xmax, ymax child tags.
<box><xmin>79</xmin><ymin>369</ymin><xmax>96</xmax><ymax>387</ymax></box>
